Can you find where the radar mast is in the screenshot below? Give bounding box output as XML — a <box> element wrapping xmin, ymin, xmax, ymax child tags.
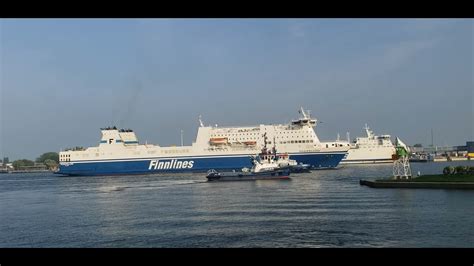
<box><xmin>198</xmin><ymin>115</ymin><xmax>204</xmax><ymax>127</ymax></box>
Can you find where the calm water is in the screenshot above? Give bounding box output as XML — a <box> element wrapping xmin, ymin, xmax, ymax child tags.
<box><xmin>1</xmin><ymin>161</ymin><xmax>473</xmax><ymax>248</ymax></box>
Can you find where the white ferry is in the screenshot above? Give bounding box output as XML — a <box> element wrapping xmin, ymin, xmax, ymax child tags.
<box><xmin>340</xmin><ymin>124</ymin><xmax>396</xmax><ymax>164</ymax></box>
<box><xmin>57</xmin><ymin>108</ymin><xmax>350</xmax><ymax>176</ymax></box>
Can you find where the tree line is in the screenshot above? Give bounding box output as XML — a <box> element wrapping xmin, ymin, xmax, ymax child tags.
<box><xmin>10</xmin><ymin>152</ymin><xmax>59</xmax><ymax>171</ymax></box>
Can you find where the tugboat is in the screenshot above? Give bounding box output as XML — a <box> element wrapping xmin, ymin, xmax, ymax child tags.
<box><xmin>206</xmin><ymin>134</ymin><xmax>291</xmax><ymax>181</ymax></box>
<box><xmin>269</xmin><ymin>135</ymin><xmax>311</xmax><ymax>173</ymax></box>
<box><xmin>275</xmin><ymin>153</ymin><xmax>311</xmax><ymax>173</ymax></box>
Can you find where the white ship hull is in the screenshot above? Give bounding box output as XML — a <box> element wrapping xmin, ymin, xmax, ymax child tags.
<box><xmin>341</xmin><ymin>146</ymin><xmax>395</xmax><ymax>164</ymax></box>
<box><xmin>339</xmin><ymin>125</ymin><xmax>396</xmax><ymax>164</ymax></box>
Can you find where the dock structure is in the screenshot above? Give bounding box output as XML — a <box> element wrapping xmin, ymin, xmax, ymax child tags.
<box><xmin>409</xmin><ymin>141</ymin><xmax>473</xmax><ymax>161</ymax></box>
<box><xmin>360</xmin><ymin>179</ymin><xmax>474</xmax><ymax>189</ymax></box>
<box><xmin>392</xmin><ymin>137</ymin><xmax>412</xmax><ymax>179</ymax></box>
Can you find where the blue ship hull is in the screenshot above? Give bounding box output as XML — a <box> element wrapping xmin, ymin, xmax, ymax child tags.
<box><xmin>57</xmin><ymin>152</ymin><xmax>346</xmax><ymax>176</ymax></box>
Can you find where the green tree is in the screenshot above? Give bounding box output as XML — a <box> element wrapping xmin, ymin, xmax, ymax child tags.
<box><xmin>12</xmin><ymin>159</ymin><xmax>35</xmax><ymax>170</ymax></box>
<box><xmin>455</xmin><ymin>166</ymin><xmax>468</xmax><ymax>175</ymax></box>
<box><xmin>443</xmin><ymin>166</ymin><xmax>456</xmax><ymax>175</ymax></box>
<box><xmin>43</xmin><ymin>159</ymin><xmax>58</xmax><ymax>170</ymax></box>
<box><xmin>36</xmin><ymin>152</ymin><xmax>59</xmax><ymax>164</ymax></box>
<box><xmin>469</xmin><ymin>166</ymin><xmax>474</xmax><ymax>174</ymax></box>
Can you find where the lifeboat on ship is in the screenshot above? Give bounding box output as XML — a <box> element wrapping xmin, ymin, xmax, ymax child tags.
<box><xmin>209</xmin><ymin>137</ymin><xmax>228</xmax><ymax>145</ymax></box>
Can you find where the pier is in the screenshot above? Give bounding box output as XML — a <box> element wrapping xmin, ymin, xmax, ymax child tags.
<box><xmin>360</xmin><ymin>179</ymin><xmax>474</xmax><ymax>189</ymax></box>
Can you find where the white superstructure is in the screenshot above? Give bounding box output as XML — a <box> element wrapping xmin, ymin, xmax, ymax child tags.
<box><xmin>340</xmin><ymin>124</ymin><xmax>396</xmax><ymax>164</ymax></box>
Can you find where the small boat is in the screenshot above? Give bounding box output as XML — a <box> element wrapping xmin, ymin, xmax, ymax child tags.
<box><xmin>409</xmin><ymin>152</ymin><xmax>432</xmax><ymax>162</ymax></box>
<box><xmin>275</xmin><ymin>153</ymin><xmax>311</xmax><ymax>173</ymax></box>
<box><xmin>288</xmin><ymin>162</ymin><xmax>312</xmax><ymax>173</ymax></box>
<box><xmin>206</xmin><ymin>133</ymin><xmax>291</xmax><ymax>181</ymax></box>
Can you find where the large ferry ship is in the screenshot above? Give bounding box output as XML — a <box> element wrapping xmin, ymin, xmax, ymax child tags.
<box><xmin>57</xmin><ymin>108</ymin><xmax>350</xmax><ymax>176</ymax></box>
<box><xmin>340</xmin><ymin>124</ymin><xmax>396</xmax><ymax>164</ymax></box>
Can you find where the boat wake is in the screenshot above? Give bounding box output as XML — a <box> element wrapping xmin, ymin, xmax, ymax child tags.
<box><xmin>67</xmin><ymin>180</ymin><xmax>209</xmax><ymax>194</ymax></box>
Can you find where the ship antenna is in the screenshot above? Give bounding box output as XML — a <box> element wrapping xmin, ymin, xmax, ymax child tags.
<box><xmin>299</xmin><ymin>107</ymin><xmax>307</xmax><ymax>119</ymax></box>
<box><xmin>198</xmin><ymin>115</ymin><xmax>204</xmax><ymax>127</ymax></box>
<box><xmin>273</xmin><ymin>136</ymin><xmax>277</xmax><ymax>155</ymax></box>
<box><xmin>262</xmin><ymin>132</ymin><xmax>268</xmax><ymax>153</ymax></box>
<box><xmin>364</xmin><ymin>123</ymin><xmax>371</xmax><ymax>132</ymax></box>
<box><xmin>364</xmin><ymin>124</ymin><xmax>373</xmax><ymax>138</ymax></box>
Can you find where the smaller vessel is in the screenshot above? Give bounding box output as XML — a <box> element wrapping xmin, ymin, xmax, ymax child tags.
<box><xmin>275</xmin><ymin>153</ymin><xmax>311</xmax><ymax>173</ymax></box>
<box><xmin>340</xmin><ymin>124</ymin><xmax>396</xmax><ymax>164</ymax></box>
<box><xmin>288</xmin><ymin>161</ymin><xmax>312</xmax><ymax>173</ymax></box>
<box><xmin>409</xmin><ymin>152</ymin><xmax>432</xmax><ymax>162</ymax></box>
<box><xmin>206</xmin><ymin>134</ymin><xmax>291</xmax><ymax>181</ymax></box>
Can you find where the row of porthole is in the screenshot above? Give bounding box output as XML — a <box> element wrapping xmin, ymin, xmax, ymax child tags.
<box><xmin>217</xmin><ymin>135</ymin><xmax>313</xmax><ymax>140</ymax></box>
<box><xmin>280</xmin><ymin>140</ymin><xmax>314</xmax><ymax>144</ymax></box>
<box><xmin>163</xmin><ymin>150</ymin><xmax>190</xmax><ymax>154</ymax></box>
<box><xmin>326</xmin><ymin>143</ymin><xmax>350</xmax><ymax>148</ymax></box>
<box><xmin>212</xmin><ymin>133</ymin><xmax>259</xmax><ymax>137</ymax></box>
<box><xmin>212</xmin><ymin>130</ymin><xmax>313</xmax><ymax>137</ymax></box>
<box><xmin>276</xmin><ymin>135</ymin><xmax>312</xmax><ymax>139</ymax></box>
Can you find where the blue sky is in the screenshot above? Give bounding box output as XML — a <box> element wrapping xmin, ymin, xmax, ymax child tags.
<box><xmin>1</xmin><ymin>19</ymin><xmax>473</xmax><ymax>160</ymax></box>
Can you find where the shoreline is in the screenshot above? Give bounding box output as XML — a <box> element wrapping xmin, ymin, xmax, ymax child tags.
<box><xmin>0</xmin><ymin>170</ymin><xmax>53</xmax><ymax>174</ymax></box>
